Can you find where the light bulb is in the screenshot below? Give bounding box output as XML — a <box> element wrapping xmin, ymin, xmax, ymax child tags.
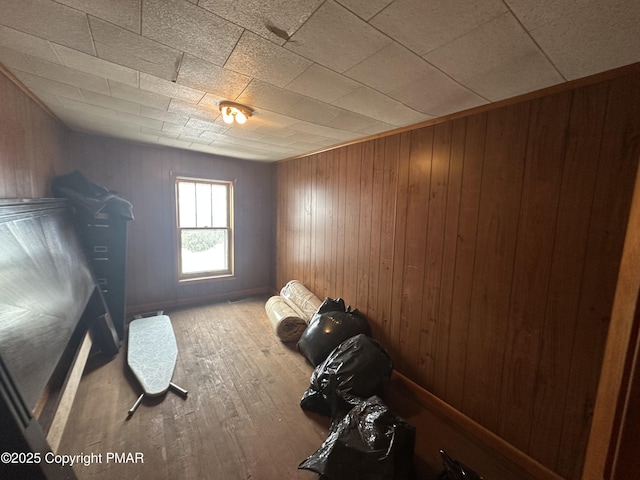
<box><xmin>221</xmin><ymin>107</ymin><xmax>234</xmax><ymax>124</ymax></box>
<box><xmin>235</xmin><ymin>111</ymin><xmax>247</xmax><ymax>124</ymax></box>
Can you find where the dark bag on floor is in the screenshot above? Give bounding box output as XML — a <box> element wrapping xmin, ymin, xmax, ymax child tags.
<box><xmin>299</xmin><ymin>395</ymin><xmax>415</xmax><ymax>480</ymax></box>
<box><xmin>437</xmin><ymin>450</ymin><xmax>483</xmax><ymax>480</ymax></box>
<box><xmin>300</xmin><ymin>333</ymin><xmax>393</xmax><ymax>417</ymax></box>
<box><xmin>297</xmin><ymin>297</ymin><xmax>371</xmax><ymax>367</ymax></box>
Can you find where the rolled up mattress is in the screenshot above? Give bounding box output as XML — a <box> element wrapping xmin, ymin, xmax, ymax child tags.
<box><xmin>265</xmin><ymin>295</ymin><xmax>308</xmax><ymax>343</ymax></box>
<box><xmin>280</xmin><ymin>280</ymin><xmax>322</xmax><ymax>322</ymax></box>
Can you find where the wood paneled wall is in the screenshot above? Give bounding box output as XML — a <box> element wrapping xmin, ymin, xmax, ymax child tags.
<box><xmin>64</xmin><ymin>133</ymin><xmax>274</xmax><ymax>312</ymax></box>
<box><xmin>275</xmin><ymin>69</ymin><xmax>640</xmax><ymax>479</ymax></box>
<box><xmin>0</xmin><ymin>66</ymin><xmax>68</xmax><ymax>198</ymax></box>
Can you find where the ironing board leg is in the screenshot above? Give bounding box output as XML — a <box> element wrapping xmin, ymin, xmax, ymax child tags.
<box><xmin>170</xmin><ymin>382</ymin><xmax>188</xmax><ymax>398</ymax></box>
<box><xmin>127</xmin><ymin>393</ymin><xmax>145</xmax><ymax>419</ymax></box>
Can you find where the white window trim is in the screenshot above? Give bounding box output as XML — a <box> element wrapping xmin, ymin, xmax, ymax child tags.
<box><xmin>175</xmin><ymin>175</ymin><xmax>234</xmax><ymax>282</ymax></box>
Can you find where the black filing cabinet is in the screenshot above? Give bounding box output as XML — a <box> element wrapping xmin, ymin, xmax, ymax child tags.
<box><xmin>76</xmin><ymin>208</ymin><xmax>129</xmax><ymax>341</ymax></box>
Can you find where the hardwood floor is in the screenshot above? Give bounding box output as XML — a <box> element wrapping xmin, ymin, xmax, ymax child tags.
<box><xmin>58</xmin><ymin>297</ymin><xmax>330</xmax><ymax>479</ymax></box>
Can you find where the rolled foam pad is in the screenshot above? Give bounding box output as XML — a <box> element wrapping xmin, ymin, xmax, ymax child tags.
<box><xmin>280</xmin><ymin>280</ymin><xmax>322</xmax><ymax>322</ymax></box>
<box><xmin>265</xmin><ymin>295</ymin><xmax>308</xmax><ymax>343</ymax></box>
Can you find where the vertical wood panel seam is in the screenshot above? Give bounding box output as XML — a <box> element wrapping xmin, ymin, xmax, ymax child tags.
<box><xmin>526</xmin><ymin>89</ymin><xmax>574</xmax><ymax>456</ymax></box>
<box><xmin>556</xmin><ymin>79</ymin><xmax>611</xmax><ymax>475</ymax></box>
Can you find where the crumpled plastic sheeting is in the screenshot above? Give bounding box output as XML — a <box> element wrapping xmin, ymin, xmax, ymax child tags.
<box><xmin>299</xmin><ymin>395</ymin><xmax>415</xmax><ymax>480</ymax></box>
<box><xmin>264</xmin><ymin>295</ymin><xmax>307</xmax><ymax>343</ymax></box>
<box><xmin>300</xmin><ymin>334</ymin><xmax>393</xmax><ymax>417</ymax></box>
<box><xmin>0</xmin><ymin>202</ymin><xmax>95</xmax><ymax>410</ymax></box>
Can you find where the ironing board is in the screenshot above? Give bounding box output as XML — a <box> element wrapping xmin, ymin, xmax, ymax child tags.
<box><xmin>126</xmin><ymin>314</ymin><xmax>187</xmax><ymax>418</ymax></box>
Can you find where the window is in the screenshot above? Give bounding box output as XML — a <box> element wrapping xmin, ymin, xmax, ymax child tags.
<box><xmin>175</xmin><ymin>176</ymin><xmax>233</xmax><ymax>280</ymax></box>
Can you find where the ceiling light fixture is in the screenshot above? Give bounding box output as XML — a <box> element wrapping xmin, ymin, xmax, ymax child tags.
<box><xmin>218</xmin><ymin>101</ymin><xmax>253</xmax><ymax>125</ymax></box>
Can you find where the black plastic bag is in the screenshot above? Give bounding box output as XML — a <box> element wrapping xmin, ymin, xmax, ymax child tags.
<box><xmin>301</xmin><ymin>333</ymin><xmax>393</xmax><ymax>417</ymax></box>
<box><xmin>437</xmin><ymin>450</ymin><xmax>483</xmax><ymax>480</ymax></box>
<box><xmin>299</xmin><ymin>395</ymin><xmax>415</xmax><ymax>480</ymax></box>
<box><xmin>297</xmin><ymin>297</ymin><xmax>371</xmax><ymax>367</ymax></box>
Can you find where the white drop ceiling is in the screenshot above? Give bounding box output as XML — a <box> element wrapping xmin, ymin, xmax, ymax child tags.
<box><xmin>1</xmin><ymin>0</ymin><xmax>638</xmax><ymax>162</ymax></box>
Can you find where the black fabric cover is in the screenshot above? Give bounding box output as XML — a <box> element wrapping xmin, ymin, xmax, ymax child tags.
<box><xmin>52</xmin><ymin>169</ymin><xmax>134</xmax><ymax>220</ymax></box>
<box><xmin>298</xmin><ymin>395</ymin><xmax>415</xmax><ymax>480</ymax></box>
<box><xmin>300</xmin><ymin>334</ymin><xmax>393</xmax><ymax>417</ymax></box>
<box><xmin>297</xmin><ymin>297</ymin><xmax>371</xmax><ymax>367</ymax></box>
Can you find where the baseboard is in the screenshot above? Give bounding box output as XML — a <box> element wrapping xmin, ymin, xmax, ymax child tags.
<box><xmin>125</xmin><ymin>287</ymin><xmax>271</xmax><ymax>317</ymax></box>
<box><xmin>387</xmin><ymin>371</ymin><xmax>564</xmax><ymax>480</ymax></box>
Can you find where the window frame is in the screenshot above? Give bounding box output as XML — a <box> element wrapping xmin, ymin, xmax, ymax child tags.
<box><xmin>174</xmin><ymin>175</ymin><xmax>234</xmax><ymax>282</ymax></box>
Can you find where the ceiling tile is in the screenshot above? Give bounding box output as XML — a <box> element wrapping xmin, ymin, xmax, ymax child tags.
<box><xmin>198</xmin><ymin>0</ymin><xmax>323</xmax><ymax>45</ymax></box>
<box><xmin>425</xmin><ymin>13</ymin><xmax>564</xmax><ymax>101</ymax></box>
<box><xmin>224</xmin><ymin>31</ymin><xmax>312</xmax><ymax>88</ymax></box>
<box><xmin>162</xmin><ymin>123</ymin><xmax>204</xmax><ymax>137</ymax></box>
<box><xmin>236</xmin><ymin>80</ymin><xmax>303</xmax><ymax>115</ymax></box>
<box><xmin>140</xmin><ymin>127</ymin><xmax>180</xmax><ymax>139</ymax></box>
<box><xmin>107</xmin><ymin>80</ymin><xmax>171</xmax><ymax>110</ymax></box>
<box><xmin>0</xmin><ymin>26</ymin><xmax>61</xmax><ymax>64</ymax></box>
<box><xmin>0</xmin><ymin>0</ymin><xmax>95</xmax><ymax>55</ymax></box>
<box><xmin>117</xmin><ymin>130</ymin><xmax>163</xmax><ymax>144</ymax></box>
<box><xmin>329</xmin><ymin>108</ymin><xmax>384</xmax><ymax>132</ymax></box>
<box><xmin>13</xmin><ymin>70</ymin><xmax>84</xmax><ymax>100</ymax></box>
<box><xmin>370</xmin><ymin>0</ymin><xmax>506</xmax><ymax>55</ymax></box>
<box><xmin>116</xmin><ymin>111</ymin><xmax>164</xmax><ymax>130</ymax></box>
<box><xmin>140</xmin><ymin>106</ymin><xmax>189</xmax><ymax>126</ymax></box>
<box><xmin>59</xmin><ymin>97</ymin><xmax>118</xmax><ymax>119</ymax></box>
<box><xmin>168</xmin><ymin>98</ymin><xmax>219</xmax><ymax>122</ymax></box>
<box><xmin>388</xmin><ymin>69</ymin><xmax>487</xmax><ymax>117</ymax></box>
<box><xmin>80</xmin><ymin>89</ymin><xmax>141</xmax><ymax>115</ymax></box>
<box><xmin>0</xmin><ymin>46</ymin><xmax>37</xmax><ymax>73</ymax></box>
<box><xmin>238</xmin><ymin>109</ymin><xmax>298</xmax><ymax>132</ymax></box>
<box><xmin>55</xmin><ymin>0</ymin><xmax>141</xmax><ymax>33</ymax></box>
<box><xmin>178</xmin><ymin>134</ymin><xmax>212</xmax><ymax>146</ymax></box>
<box><xmin>139</xmin><ymin>73</ymin><xmax>205</xmax><ymax>103</ymax></box>
<box><xmin>345</xmin><ymin>42</ymin><xmax>437</xmax><ymax>93</ymax></box>
<box><xmin>90</xmin><ymin>16</ymin><xmax>182</xmax><ymax>81</ymax></box>
<box><xmin>286</xmin><ymin>1</ymin><xmax>392</xmax><ymax>72</ymax></box>
<box><xmin>185</xmin><ymin>117</ymin><xmax>229</xmax><ymax>134</ymax></box>
<box><xmin>176</xmin><ymin>54</ymin><xmax>251</xmax><ymax>99</ymax></box>
<box><xmin>285</xmin><ymin>63</ymin><xmax>360</xmax><ymax>103</ymax></box>
<box><xmin>197</xmin><ymin>93</ymin><xmax>230</xmax><ymax>112</ymax></box>
<box><xmin>332</xmin><ymin>86</ymin><xmax>429</xmax><ymax>126</ymax></box>
<box><xmin>334</xmin><ymin>0</ymin><xmax>393</xmax><ymax>20</ymax></box>
<box><xmin>286</xmin><ymin>96</ymin><xmax>343</xmax><ymax>126</ymax></box>
<box><xmin>142</xmin><ymin>0</ymin><xmax>242</xmax><ymax>66</ymax></box>
<box><xmin>30</xmin><ymin>89</ymin><xmax>65</xmax><ymax>108</ymax></box>
<box><xmin>356</xmin><ymin>120</ymin><xmax>398</xmax><ymax>136</ymax></box>
<box><xmin>49</xmin><ymin>105</ymin><xmax>130</xmax><ymax>132</ymax></box>
<box><xmin>289</xmin><ymin>121</ymin><xmax>361</xmax><ymax>141</ymax></box>
<box><xmin>28</xmin><ymin>56</ymin><xmax>111</xmax><ymax>95</ymax></box>
<box><xmin>505</xmin><ymin>0</ymin><xmax>594</xmax><ymax>30</ymax></box>
<box><xmin>528</xmin><ymin>0</ymin><xmax>640</xmax><ymax>80</ymax></box>
<box><xmin>53</xmin><ymin>44</ymin><xmax>139</xmax><ymax>87</ymax></box>
<box><xmin>158</xmin><ymin>136</ymin><xmax>193</xmax><ymax>149</ymax></box>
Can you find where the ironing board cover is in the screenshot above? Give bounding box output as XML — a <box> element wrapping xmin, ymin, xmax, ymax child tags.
<box><xmin>128</xmin><ymin>315</ymin><xmax>178</xmax><ymax>396</ymax></box>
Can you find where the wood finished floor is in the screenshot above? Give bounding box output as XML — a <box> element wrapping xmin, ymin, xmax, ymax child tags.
<box><xmin>58</xmin><ymin>297</ymin><xmax>331</xmax><ymax>479</ymax></box>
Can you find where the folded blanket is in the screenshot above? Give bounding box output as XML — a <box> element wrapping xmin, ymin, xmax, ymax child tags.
<box><xmin>280</xmin><ymin>280</ymin><xmax>322</xmax><ymax>322</ymax></box>
<box><xmin>265</xmin><ymin>296</ymin><xmax>308</xmax><ymax>343</ymax></box>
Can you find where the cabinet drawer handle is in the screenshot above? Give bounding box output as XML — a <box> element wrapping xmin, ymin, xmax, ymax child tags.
<box><xmin>94</xmin><ymin>246</ymin><xmax>108</xmax><ymax>253</ymax></box>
